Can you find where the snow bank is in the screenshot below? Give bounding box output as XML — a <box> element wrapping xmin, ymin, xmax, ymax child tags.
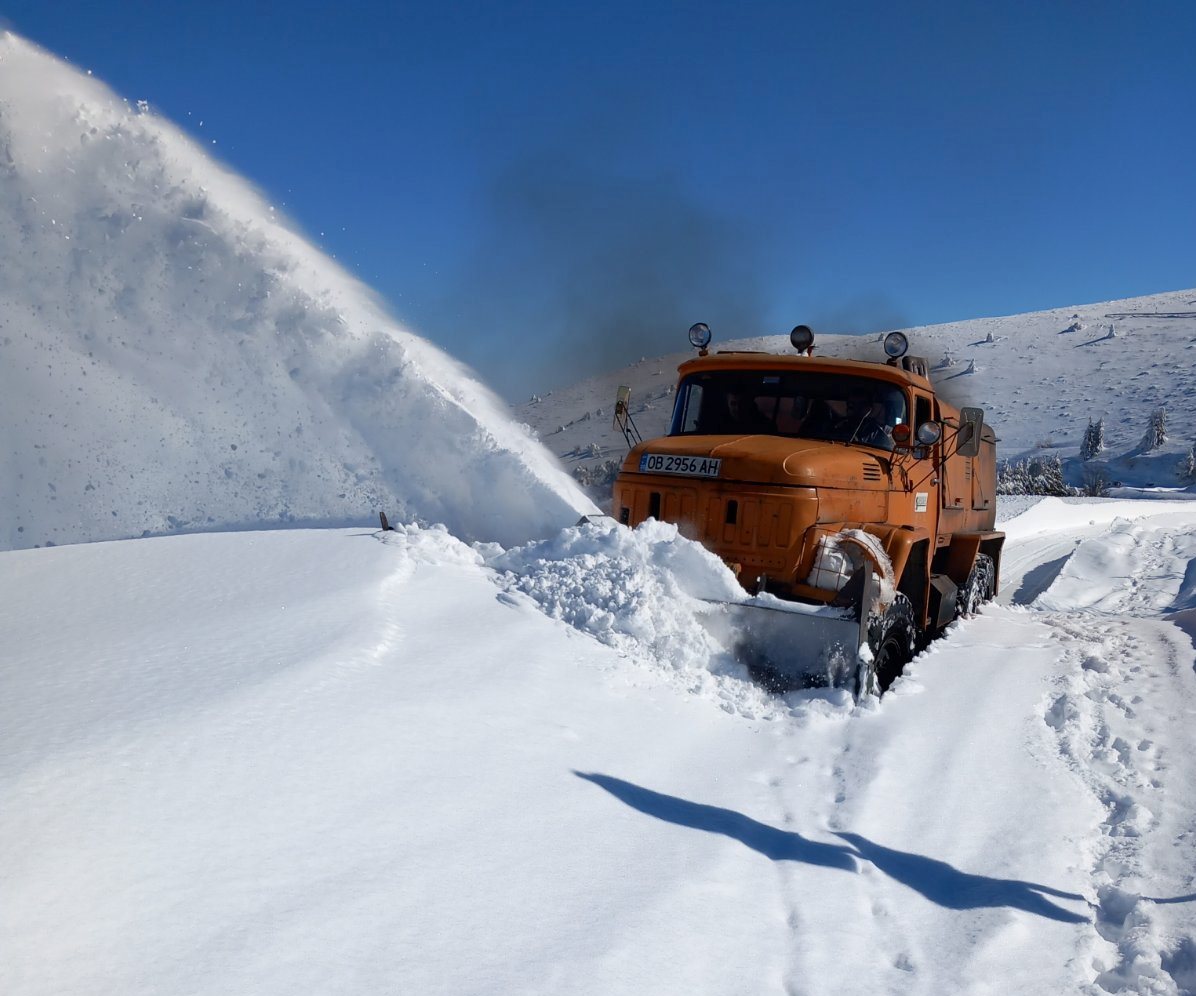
<box><xmin>999</xmin><ymin>496</ymin><xmax>1196</xmax><ymax>543</ymax></box>
<box><xmin>0</xmin><ymin>33</ymin><xmax>596</xmax><ymax>551</ymax></box>
<box><xmin>491</xmin><ymin>517</ymin><xmax>742</xmax><ymax>662</ymax></box>
<box><xmin>489</xmin><ymin>518</ymin><xmax>831</xmax><ymax>716</ymax></box>
<box><xmin>4</xmin><ymin>496</ymin><xmax>1196</xmax><ymax>994</ymax></box>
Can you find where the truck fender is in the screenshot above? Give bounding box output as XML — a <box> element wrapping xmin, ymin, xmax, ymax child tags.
<box><xmin>939</xmin><ymin>532</ymin><xmax>1005</xmax><ymax>591</ymax></box>
<box><xmin>831</xmin><ymin>524</ymin><xmax>933</xmax><ymax>627</ymax></box>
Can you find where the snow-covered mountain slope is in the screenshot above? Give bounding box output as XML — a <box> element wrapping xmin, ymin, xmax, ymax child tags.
<box><xmin>0</xmin><ymin>33</ymin><xmax>595</xmax><ymax>552</ymax></box>
<box><xmin>516</xmin><ymin>288</ymin><xmax>1196</xmax><ymax>493</ymax></box>
<box><xmin>2</xmin><ymin>498</ymin><xmax>1194</xmax><ymax>995</ymax></box>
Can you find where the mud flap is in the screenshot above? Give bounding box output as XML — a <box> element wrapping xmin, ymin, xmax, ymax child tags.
<box><xmin>700</xmin><ymin>571</ymin><xmax>878</xmax><ymax>692</ymax></box>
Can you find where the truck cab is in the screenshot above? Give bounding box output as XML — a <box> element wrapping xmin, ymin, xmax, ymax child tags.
<box><xmin>613</xmin><ymin>326</ymin><xmax>1003</xmax><ymax>645</ymax></box>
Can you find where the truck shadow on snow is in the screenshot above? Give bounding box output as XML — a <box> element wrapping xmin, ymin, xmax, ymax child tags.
<box><xmin>575</xmin><ymin>772</ymin><xmax>1089</xmax><ymax>924</ymax></box>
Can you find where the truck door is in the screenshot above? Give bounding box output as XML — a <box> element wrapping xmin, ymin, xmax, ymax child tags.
<box><xmin>936</xmin><ymin>402</ymin><xmax>968</xmax><ymax>534</ymax></box>
<box><xmin>940</xmin><ymin>419</ymin><xmax>971</xmax><ymax>513</ymax></box>
<box><xmin>907</xmin><ymin>391</ymin><xmax>938</xmax><ymax>527</ymax></box>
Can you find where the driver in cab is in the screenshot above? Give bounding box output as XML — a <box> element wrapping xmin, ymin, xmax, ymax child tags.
<box><xmin>807</xmin><ymin>391</ymin><xmax>892</xmax><ymax>449</ymax></box>
<box><xmin>725</xmin><ymin>390</ymin><xmax>773</xmax><ymax>434</ymax></box>
<box><xmin>836</xmin><ymin>392</ymin><xmax>892</xmax><ymax>448</ymax></box>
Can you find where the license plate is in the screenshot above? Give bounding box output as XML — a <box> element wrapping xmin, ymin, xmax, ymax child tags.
<box><xmin>639</xmin><ymin>453</ymin><xmax>722</xmax><ymax>478</ymax></box>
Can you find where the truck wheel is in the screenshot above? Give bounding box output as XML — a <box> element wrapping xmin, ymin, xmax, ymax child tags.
<box><xmin>861</xmin><ymin>594</ymin><xmax>917</xmax><ymax>697</ymax></box>
<box><xmin>957</xmin><ymin>553</ymin><xmax>995</xmax><ymax>617</ymax></box>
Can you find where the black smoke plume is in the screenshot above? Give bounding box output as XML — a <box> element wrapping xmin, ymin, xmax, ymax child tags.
<box><xmin>438</xmin><ymin>151</ymin><xmax>771</xmax><ymax>400</ymax></box>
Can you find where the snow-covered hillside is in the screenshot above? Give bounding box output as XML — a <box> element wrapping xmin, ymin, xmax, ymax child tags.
<box><xmin>517</xmin><ymin>289</ymin><xmax>1196</xmax><ymax>496</ymax></box>
<box><xmin>0</xmin><ymin>33</ymin><xmax>594</xmax><ymax>552</ymax></box>
<box><xmin>3</xmin><ymin>499</ymin><xmax>1195</xmax><ymax>995</ymax></box>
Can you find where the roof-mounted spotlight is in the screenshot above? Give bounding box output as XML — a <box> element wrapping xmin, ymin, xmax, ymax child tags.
<box><xmin>883</xmin><ymin>331</ymin><xmax>909</xmax><ymax>359</ymax></box>
<box><xmin>790</xmin><ymin>324</ymin><xmax>814</xmax><ymax>353</ymax></box>
<box><xmin>688</xmin><ymin>322</ymin><xmax>712</xmax><ymax>349</ymax></box>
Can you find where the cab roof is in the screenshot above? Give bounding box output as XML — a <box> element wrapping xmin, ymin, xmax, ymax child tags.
<box><xmin>677</xmin><ymin>350</ymin><xmax>934</xmax><ymax>390</ymax></box>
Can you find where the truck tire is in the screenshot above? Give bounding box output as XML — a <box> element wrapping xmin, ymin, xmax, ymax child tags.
<box><xmin>860</xmin><ymin>594</ymin><xmax>917</xmax><ymax>697</ymax></box>
<box><xmin>957</xmin><ymin>553</ymin><xmax>995</xmax><ymax>617</ymax></box>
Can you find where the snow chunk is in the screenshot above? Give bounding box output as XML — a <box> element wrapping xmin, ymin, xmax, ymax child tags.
<box><xmin>377</xmin><ymin>520</ymin><xmax>484</xmax><ymax>569</ymax></box>
<box><xmin>489</xmin><ymin>518</ymin><xmax>806</xmax><ymax>713</ymax></box>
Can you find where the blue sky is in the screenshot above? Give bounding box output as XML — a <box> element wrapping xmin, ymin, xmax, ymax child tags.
<box><xmin>5</xmin><ymin>1</ymin><xmax>1195</xmax><ymax>398</ymax></box>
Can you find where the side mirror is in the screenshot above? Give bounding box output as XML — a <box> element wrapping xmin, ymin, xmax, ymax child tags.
<box><xmin>612</xmin><ymin>385</ymin><xmax>642</xmax><ymax>447</ymax></box>
<box><xmin>957</xmin><ymin>407</ymin><xmax>984</xmax><ymax>457</ymax></box>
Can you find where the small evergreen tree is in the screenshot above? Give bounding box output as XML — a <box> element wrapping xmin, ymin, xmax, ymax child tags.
<box><xmin>1030</xmin><ymin>454</ymin><xmax>1073</xmax><ymax>496</ymax></box>
<box><xmin>1080</xmin><ymin>418</ymin><xmax>1105</xmax><ymax>461</ymax></box>
<box><xmin>1080</xmin><ymin>467</ymin><xmax>1110</xmax><ymax>497</ymax></box>
<box><xmin>995</xmin><ymin>459</ymin><xmax>1029</xmax><ymax>496</ymax></box>
<box><xmin>996</xmin><ymin>455</ymin><xmax>1077</xmax><ymax>497</ymax></box>
<box><xmin>1141</xmin><ymin>408</ymin><xmax>1167</xmax><ymax>451</ymax></box>
<box><xmin>572</xmin><ymin>458</ymin><xmax>622</xmax><ymax>491</ymax></box>
<box><xmin>1179</xmin><ymin>446</ymin><xmax>1196</xmax><ymax>483</ymax></box>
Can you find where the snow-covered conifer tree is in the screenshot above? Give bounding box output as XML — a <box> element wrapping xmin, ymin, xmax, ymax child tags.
<box><xmin>1080</xmin><ymin>418</ymin><xmax>1105</xmax><ymax>461</ymax></box>
<box><xmin>1179</xmin><ymin>445</ymin><xmax>1196</xmax><ymax>482</ymax></box>
<box><xmin>1141</xmin><ymin>408</ymin><xmax>1167</xmax><ymax>451</ymax></box>
<box><xmin>996</xmin><ymin>455</ymin><xmax>1076</xmax><ymax>496</ymax></box>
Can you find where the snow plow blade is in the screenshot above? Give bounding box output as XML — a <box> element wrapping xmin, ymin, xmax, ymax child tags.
<box><xmin>701</xmin><ymin>571</ymin><xmax>877</xmax><ymax>694</ymax></box>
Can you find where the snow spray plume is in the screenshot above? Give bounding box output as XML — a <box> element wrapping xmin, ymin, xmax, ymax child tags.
<box><xmin>0</xmin><ymin>33</ymin><xmax>596</xmax><ymax>551</ymax></box>
<box><xmin>443</xmin><ymin>152</ymin><xmax>770</xmax><ymax>399</ymax></box>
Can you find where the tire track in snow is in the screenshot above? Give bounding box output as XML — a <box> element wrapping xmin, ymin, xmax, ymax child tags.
<box><xmin>767</xmin><ymin>724</ymin><xmax>923</xmax><ymax>993</ymax></box>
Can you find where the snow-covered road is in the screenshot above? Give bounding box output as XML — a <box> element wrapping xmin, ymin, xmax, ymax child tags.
<box><xmin>2</xmin><ymin>499</ymin><xmax>1195</xmax><ymax>995</ymax></box>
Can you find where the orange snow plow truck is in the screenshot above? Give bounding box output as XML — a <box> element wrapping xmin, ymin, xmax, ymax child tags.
<box><xmin>612</xmin><ymin>324</ymin><xmax>1003</xmax><ymax>696</ymax></box>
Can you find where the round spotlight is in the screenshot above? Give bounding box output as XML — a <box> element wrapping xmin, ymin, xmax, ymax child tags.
<box><xmin>916</xmin><ymin>421</ymin><xmax>942</xmax><ymax>446</ymax></box>
<box><xmin>688</xmin><ymin>322</ymin><xmax>712</xmax><ymax>348</ymax></box>
<box><xmin>790</xmin><ymin>324</ymin><xmax>814</xmax><ymax>353</ymax></box>
<box><xmin>883</xmin><ymin>331</ymin><xmax>909</xmax><ymax>359</ymax></box>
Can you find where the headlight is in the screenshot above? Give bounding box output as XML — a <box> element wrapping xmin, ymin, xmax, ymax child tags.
<box><xmin>916</xmin><ymin>422</ymin><xmax>942</xmax><ymax>445</ymax></box>
<box><xmin>806</xmin><ymin>535</ymin><xmax>861</xmax><ymax>592</ymax></box>
<box><xmin>688</xmin><ymin>322</ymin><xmax>712</xmax><ymax>348</ymax></box>
<box><xmin>790</xmin><ymin>324</ymin><xmax>814</xmax><ymax>352</ymax></box>
<box><xmin>883</xmin><ymin>331</ymin><xmax>909</xmax><ymax>358</ymax></box>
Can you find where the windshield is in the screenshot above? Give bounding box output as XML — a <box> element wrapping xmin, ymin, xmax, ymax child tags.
<box><xmin>668</xmin><ymin>370</ymin><xmax>908</xmax><ymax>451</ymax></box>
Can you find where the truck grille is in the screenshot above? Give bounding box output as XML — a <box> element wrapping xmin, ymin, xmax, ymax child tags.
<box><xmin>616</xmin><ymin>482</ymin><xmax>798</xmax><ymax>570</ymax></box>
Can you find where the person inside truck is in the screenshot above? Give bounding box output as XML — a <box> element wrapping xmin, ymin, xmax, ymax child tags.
<box><xmin>775</xmin><ymin>395</ymin><xmax>811</xmax><ymax>435</ymax></box>
<box><xmin>726</xmin><ymin>390</ymin><xmax>773</xmax><ymax>434</ymax></box>
<box><xmin>822</xmin><ymin>391</ymin><xmax>891</xmax><ymax>448</ymax></box>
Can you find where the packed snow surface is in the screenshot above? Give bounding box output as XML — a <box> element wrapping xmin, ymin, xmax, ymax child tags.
<box><xmin>0</xmin><ymin>33</ymin><xmax>595</xmax><ymax>552</ymax></box>
<box><xmin>3</xmin><ymin>497</ymin><xmax>1195</xmax><ymax>995</ymax></box>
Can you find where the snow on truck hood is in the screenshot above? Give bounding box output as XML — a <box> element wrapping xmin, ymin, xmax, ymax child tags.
<box><xmin>0</xmin><ymin>32</ymin><xmax>596</xmax><ymax>552</ymax></box>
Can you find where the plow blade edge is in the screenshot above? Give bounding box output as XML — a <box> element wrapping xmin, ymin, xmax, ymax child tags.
<box><xmin>701</xmin><ymin>572</ymin><xmax>877</xmax><ymax>692</ymax></box>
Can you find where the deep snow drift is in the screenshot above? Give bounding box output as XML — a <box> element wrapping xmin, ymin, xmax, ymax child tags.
<box><xmin>0</xmin><ymin>33</ymin><xmax>595</xmax><ymax>552</ymax></box>
<box><xmin>3</xmin><ymin>498</ymin><xmax>1195</xmax><ymax>995</ymax></box>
